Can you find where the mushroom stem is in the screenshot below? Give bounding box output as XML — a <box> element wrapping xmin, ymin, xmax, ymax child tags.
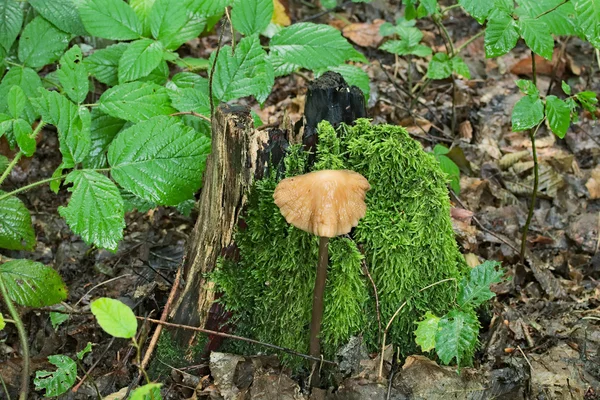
<box><xmin>309</xmin><ymin>236</ymin><xmax>329</xmax><ymax>372</ymax></box>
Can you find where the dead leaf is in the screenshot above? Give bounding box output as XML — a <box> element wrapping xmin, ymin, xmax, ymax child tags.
<box><xmin>510</xmin><ymin>49</ymin><xmax>565</xmax><ymax>77</ymax></box>
<box><xmin>398</xmin><ymin>116</ymin><xmax>432</xmax><ymax>135</ymax></box>
<box><xmin>586</xmin><ymin>166</ymin><xmax>600</xmax><ymax>199</ymax></box>
<box><xmin>458</xmin><ymin>120</ymin><xmax>473</xmax><ymax>143</ymax></box>
<box><xmin>342</xmin><ymin>20</ymin><xmax>385</xmax><ymax>48</ymax></box>
<box><xmin>272</xmin><ymin>0</ymin><xmax>291</xmax><ymax>26</ymax></box>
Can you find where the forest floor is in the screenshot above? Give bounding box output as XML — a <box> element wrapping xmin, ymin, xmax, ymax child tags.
<box><xmin>1</xmin><ymin>1</ymin><xmax>600</xmax><ymax>399</ymax></box>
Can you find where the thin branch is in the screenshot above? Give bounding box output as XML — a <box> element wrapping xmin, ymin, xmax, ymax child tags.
<box><xmin>170</xmin><ymin>111</ymin><xmax>211</xmax><ymax>122</ymax></box>
<box><xmin>224</xmin><ymin>7</ymin><xmax>235</xmax><ymax>51</ymax></box>
<box><xmin>209</xmin><ymin>21</ymin><xmax>226</xmax><ymax>118</ymax></box>
<box><xmin>534</xmin><ymin>0</ymin><xmax>567</xmax><ymax>19</ymax></box>
<box><xmin>72</xmin><ymin>338</ymin><xmax>115</xmax><ymax>393</ymax></box>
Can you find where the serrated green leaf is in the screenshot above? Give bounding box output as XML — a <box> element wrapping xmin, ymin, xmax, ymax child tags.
<box><xmin>139</xmin><ymin>60</ymin><xmax>169</xmax><ymax>86</ymax></box>
<box><xmin>0</xmin><ymin>194</ymin><xmax>35</xmax><ymax>251</ymax></box>
<box><xmin>458</xmin><ymin>0</ymin><xmax>493</xmax><ymax>23</ymax></box>
<box><xmin>572</xmin><ymin>0</ymin><xmax>600</xmax><ymax>48</ymax></box>
<box><xmin>98</xmin><ymin>81</ymin><xmax>176</xmax><ymax>122</ymax></box>
<box><xmin>512</xmin><ymin>95</ymin><xmax>544</xmax><ymax>131</ymax></box>
<box><xmin>33</xmin><ymin>355</ymin><xmax>77</xmax><ymax>397</ymax></box>
<box><xmin>58</xmin><ymin>170</ymin><xmax>125</xmax><ymax>251</ymax></box>
<box><xmin>57</xmin><ymin>45</ymin><xmax>90</xmax><ymax>104</ymax></box>
<box><xmin>130</xmin><ymin>383</ymin><xmax>162</xmax><ymax>400</ymax></box>
<box><xmin>0</xmin><ymin>259</ymin><xmax>67</xmax><ymax>307</ymax></box>
<box><xmin>0</xmin><ymin>313</ymin><xmax>5</xmax><ymax>330</ymax></box>
<box><xmin>451</xmin><ymin>56</ymin><xmax>470</xmax><ymax>79</ymax></box>
<box><xmin>169</xmin><ymin>78</ymin><xmax>211</xmax><ymax>116</ymax></box>
<box><xmin>18</xmin><ymin>16</ymin><xmax>70</xmax><ymax>69</ymax></box>
<box><xmin>173</xmin><ymin>57</ymin><xmax>210</xmax><ymax>71</ymax></box>
<box><xmin>561</xmin><ymin>80</ymin><xmax>571</xmax><ymax>95</ymax></box>
<box><xmin>118</xmin><ymin>39</ymin><xmax>164</xmax><ymax>83</ymax></box>
<box><xmin>231</xmin><ymin>0</ymin><xmax>273</xmax><ymax>36</ymax></box>
<box><xmin>163</xmin><ymin>12</ymin><xmax>206</xmax><ymax>49</ymax></box>
<box><xmin>324</xmin><ymin>64</ymin><xmax>370</xmax><ymax>102</ymax></box>
<box><xmin>457</xmin><ymin>260</ymin><xmax>503</xmax><ymax>308</ymax></box>
<box><xmin>545</xmin><ymin>95</ymin><xmax>570</xmax><ymax>138</ymax></box>
<box><xmin>90</xmin><ymin>297</ymin><xmax>137</xmax><ymax>338</ymax></box>
<box><xmin>84</xmin><ymin>43</ymin><xmax>128</xmax><ymax>87</ymax></box>
<box><xmin>0</xmin><ymin>67</ymin><xmax>42</xmax><ymax>123</ymax></box>
<box><xmin>7</xmin><ymin>85</ymin><xmax>26</xmax><ymax>119</ymax></box>
<box><xmin>150</xmin><ymin>0</ymin><xmax>202</xmax><ymax>50</ymax></box>
<box><xmin>380</xmin><ymin>39</ymin><xmax>432</xmax><ymax>57</ymax></box>
<box><xmin>77</xmin><ymin>342</ymin><xmax>93</xmax><ymax>360</ymax></box>
<box><xmin>575</xmin><ymin>90</ymin><xmax>599</xmax><ymax>113</ymax></box>
<box><xmin>13</xmin><ymin>119</ymin><xmax>35</xmax><ymax>157</ymax></box>
<box><xmin>49</xmin><ymin>164</ymin><xmax>66</xmax><ymax>194</ymax></box>
<box><xmin>0</xmin><ymin>114</ymin><xmax>10</xmax><ymax>138</ymax></box>
<box><xmin>108</xmin><ymin>116</ymin><xmax>210</xmax><ymax>205</ymax></box>
<box><xmin>0</xmin><ymin>0</ymin><xmax>23</xmax><ymax>51</ymax></box>
<box><xmin>484</xmin><ymin>12</ymin><xmax>519</xmax><ymax>58</ymax></box>
<box><xmin>427</xmin><ymin>53</ymin><xmax>452</xmax><ymax>79</ymax></box>
<box><xmin>130</xmin><ymin>0</ymin><xmax>155</xmax><ymax>36</ymax></box>
<box><xmin>270</xmin><ymin>22</ymin><xmax>366</xmax><ymax>71</ymax></box>
<box><xmin>0</xmin><ymin>155</ymin><xmax>8</xmax><ymax>171</ymax></box>
<box><xmin>82</xmin><ymin>109</ymin><xmax>127</xmax><ymax>169</ymax></box>
<box><xmin>28</xmin><ymin>0</ymin><xmax>87</xmax><ymax>35</ymax></box>
<box><xmin>265</xmin><ymin>53</ymin><xmax>299</xmax><ymax>77</ymax></box>
<box><xmin>32</xmin><ymin>89</ymin><xmax>91</xmax><ymax>166</ymax></box>
<box><xmin>77</xmin><ymin>0</ymin><xmax>142</xmax><ymax>40</ymax></box>
<box><xmin>518</xmin><ymin>17</ymin><xmax>554</xmax><ymax>60</ymax></box>
<box><xmin>212</xmin><ymin>35</ymin><xmax>274</xmax><ymax>103</ymax></box>
<box><xmin>516</xmin><ymin>79</ymin><xmax>539</xmax><ymax>97</ymax></box>
<box><xmin>420</xmin><ymin>0</ymin><xmax>439</xmax><ymax>15</ymax></box>
<box><xmin>121</xmin><ymin>189</ymin><xmax>157</xmax><ymax>213</ymax></box>
<box><xmin>50</xmin><ymin>309</ymin><xmax>69</xmax><ymax>330</ymax></box>
<box><xmin>414</xmin><ymin>311</ymin><xmax>440</xmax><ymax>352</ymax></box>
<box><xmin>435</xmin><ymin>310</ymin><xmax>479</xmax><ymax>366</ymax></box>
<box><xmin>187</xmin><ymin>0</ymin><xmax>232</xmax><ymax>16</ymax></box>
<box><xmin>518</xmin><ymin>0</ymin><xmax>576</xmax><ymax>36</ymax></box>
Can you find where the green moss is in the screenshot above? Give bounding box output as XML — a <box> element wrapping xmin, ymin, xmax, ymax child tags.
<box><xmin>211</xmin><ymin>119</ymin><xmax>465</xmax><ymax>367</ymax></box>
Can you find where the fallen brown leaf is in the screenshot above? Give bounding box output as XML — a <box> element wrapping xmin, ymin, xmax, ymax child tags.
<box><xmin>342</xmin><ymin>19</ymin><xmax>385</xmax><ymax>48</ymax></box>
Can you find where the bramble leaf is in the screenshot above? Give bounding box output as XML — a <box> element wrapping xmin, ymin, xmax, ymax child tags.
<box><xmin>107</xmin><ymin>116</ymin><xmax>211</xmax><ymax>205</ymax></box>
<box><xmin>414</xmin><ymin>311</ymin><xmax>440</xmax><ymax>352</ymax></box>
<box><xmin>34</xmin><ymin>355</ymin><xmax>77</xmax><ymax>397</ymax></box>
<box><xmin>130</xmin><ymin>0</ymin><xmax>155</xmax><ymax>37</ymax></box>
<box><xmin>0</xmin><ymin>259</ymin><xmax>68</xmax><ymax>307</ymax></box>
<box><xmin>130</xmin><ymin>383</ymin><xmax>162</xmax><ymax>400</ymax></box>
<box><xmin>545</xmin><ymin>95</ymin><xmax>571</xmax><ymax>138</ymax></box>
<box><xmin>57</xmin><ymin>45</ymin><xmax>90</xmax><ymax>104</ymax></box>
<box><xmin>451</xmin><ymin>56</ymin><xmax>470</xmax><ymax>79</ymax></box>
<box><xmin>457</xmin><ymin>260</ymin><xmax>503</xmax><ymax>308</ymax></box>
<box><xmin>90</xmin><ymin>297</ymin><xmax>137</xmax><ymax>338</ymax></box>
<box><xmin>98</xmin><ymin>81</ymin><xmax>176</xmax><ymax>122</ymax></box>
<box><xmin>59</xmin><ymin>170</ymin><xmax>125</xmax><ymax>251</ymax></box>
<box><xmin>231</xmin><ymin>0</ymin><xmax>273</xmax><ymax>36</ymax></box>
<box><xmin>0</xmin><ymin>194</ymin><xmax>35</xmax><ymax>251</ymax></box>
<box><xmin>187</xmin><ymin>0</ymin><xmax>232</xmax><ymax>16</ymax></box>
<box><xmin>13</xmin><ymin>119</ymin><xmax>35</xmax><ymax>157</ymax></box>
<box><xmin>512</xmin><ymin>95</ymin><xmax>544</xmax><ymax>131</ymax></box>
<box><xmin>77</xmin><ymin>0</ymin><xmax>143</xmax><ymax>40</ymax></box>
<box><xmin>435</xmin><ymin>310</ymin><xmax>479</xmax><ymax>366</ymax></box>
<box><xmin>518</xmin><ymin>17</ymin><xmax>554</xmax><ymax>60</ymax></box>
<box><xmin>28</xmin><ymin>0</ymin><xmax>87</xmax><ymax>35</ymax></box>
<box><xmin>0</xmin><ymin>0</ymin><xmax>22</xmax><ymax>51</ymax></box>
<box><xmin>82</xmin><ymin>109</ymin><xmax>127</xmax><ymax>169</ymax></box>
<box><xmin>484</xmin><ymin>12</ymin><xmax>519</xmax><ymax>58</ymax></box>
<box><xmin>7</xmin><ymin>85</ymin><xmax>27</xmax><ymax>119</ymax></box>
<box><xmin>50</xmin><ymin>309</ymin><xmax>69</xmax><ymax>330</ymax></box>
<box><xmin>169</xmin><ymin>78</ymin><xmax>211</xmax><ymax>117</ymax></box>
<box><xmin>427</xmin><ymin>53</ymin><xmax>452</xmax><ymax>79</ymax></box>
<box><xmin>84</xmin><ymin>43</ymin><xmax>129</xmax><ymax>87</ymax></box>
<box><xmin>118</xmin><ymin>39</ymin><xmax>164</xmax><ymax>83</ymax></box>
<box><xmin>18</xmin><ymin>17</ymin><xmax>70</xmax><ymax>69</ymax></box>
<box><xmin>0</xmin><ymin>67</ymin><xmax>42</xmax><ymax>123</ymax></box>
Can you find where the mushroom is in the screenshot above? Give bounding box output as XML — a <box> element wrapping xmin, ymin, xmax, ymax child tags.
<box><xmin>273</xmin><ymin>169</ymin><xmax>370</xmax><ymax>367</ymax></box>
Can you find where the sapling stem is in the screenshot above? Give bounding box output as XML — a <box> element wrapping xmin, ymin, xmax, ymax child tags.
<box><xmin>0</xmin><ymin>277</ymin><xmax>29</xmax><ymax>400</ymax></box>
<box><xmin>309</xmin><ymin>236</ymin><xmax>329</xmax><ymax>379</ymax></box>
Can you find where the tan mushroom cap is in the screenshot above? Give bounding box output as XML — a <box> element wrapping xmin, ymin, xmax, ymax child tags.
<box><xmin>273</xmin><ymin>169</ymin><xmax>371</xmax><ymax>238</ymax></box>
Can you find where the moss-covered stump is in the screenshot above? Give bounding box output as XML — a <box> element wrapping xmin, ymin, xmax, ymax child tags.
<box><xmin>211</xmin><ymin>119</ymin><xmax>466</xmax><ymax>366</ymax></box>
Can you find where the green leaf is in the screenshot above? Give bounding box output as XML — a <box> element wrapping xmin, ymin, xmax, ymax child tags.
<box><xmin>130</xmin><ymin>383</ymin><xmax>162</xmax><ymax>400</ymax></box>
<box><xmin>77</xmin><ymin>342</ymin><xmax>93</xmax><ymax>360</ymax></box>
<box><xmin>0</xmin><ymin>313</ymin><xmax>5</xmax><ymax>330</ymax></box>
<box><xmin>511</xmin><ymin>95</ymin><xmax>544</xmax><ymax>131</ymax></box>
<box><xmin>28</xmin><ymin>0</ymin><xmax>87</xmax><ymax>35</ymax></box>
<box><xmin>139</xmin><ymin>60</ymin><xmax>169</xmax><ymax>85</ymax></box>
<box><xmin>0</xmin><ymin>259</ymin><xmax>68</xmax><ymax>307</ymax></box>
<box><xmin>0</xmin><ymin>67</ymin><xmax>42</xmax><ymax>123</ymax></box>
<box><xmin>187</xmin><ymin>0</ymin><xmax>232</xmax><ymax>16</ymax></box>
<box><xmin>118</xmin><ymin>39</ymin><xmax>164</xmax><ymax>83</ymax></box>
<box><xmin>231</xmin><ymin>0</ymin><xmax>273</xmax><ymax>35</ymax></box>
<box><xmin>58</xmin><ymin>170</ymin><xmax>125</xmax><ymax>251</ymax></box>
<box><xmin>433</xmin><ymin>144</ymin><xmax>449</xmax><ymax>155</ymax></box>
<box><xmin>265</xmin><ymin>53</ymin><xmax>299</xmax><ymax>77</ymax></box>
<box><xmin>484</xmin><ymin>12</ymin><xmax>519</xmax><ymax>58</ymax></box>
<box><xmin>77</xmin><ymin>0</ymin><xmax>142</xmax><ymax>40</ymax></box>
<box><xmin>0</xmin><ymin>195</ymin><xmax>35</xmax><ymax>251</ymax></box>
<box><xmin>212</xmin><ymin>35</ymin><xmax>274</xmax><ymax>103</ymax></box>
<box><xmin>33</xmin><ymin>355</ymin><xmax>77</xmax><ymax>397</ymax></box>
<box><xmin>108</xmin><ymin>116</ymin><xmax>211</xmax><ymax>205</ymax></box>
<box><xmin>420</xmin><ymin>0</ymin><xmax>439</xmax><ymax>15</ymax></box>
<box><xmin>458</xmin><ymin>0</ymin><xmax>493</xmax><ymax>23</ymax></box>
<box><xmin>0</xmin><ymin>0</ymin><xmax>23</xmax><ymax>51</ymax></box>
<box><xmin>13</xmin><ymin>119</ymin><xmax>35</xmax><ymax>157</ymax></box>
<box><xmin>84</xmin><ymin>43</ymin><xmax>129</xmax><ymax>87</ymax></box>
<box><xmin>90</xmin><ymin>297</ymin><xmax>137</xmax><ymax>338</ymax></box>
<box><xmin>572</xmin><ymin>0</ymin><xmax>600</xmax><ymax>48</ymax></box>
<box><xmin>7</xmin><ymin>85</ymin><xmax>27</xmax><ymax>119</ymax></box>
<box><xmin>518</xmin><ymin>0</ymin><xmax>576</xmax><ymax>36</ymax></box>
<box><xmin>451</xmin><ymin>56</ymin><xmax>470</xmax><ymax>79</ymax></box>
<box><xmin>32</xmin><ymin>89</ymin><xmax>91</xmax><ymax>166</ymax></box>
<box><xmin>131</xmin><ymin>0</ymin><xmax>156</xmax><ymax>37</ymax></box>
<box><xmin>82</xmin><ymin>109</ymin><xmax>127</xmax><ymax>169</ymax></box>
<box><xmin>427</xmin><ymin>53</ymin><xmax>452</xmax><ymax>79</ymax></box>
<box><xmin>435</xmin><ymin>310</ymin><xmax>479</xmax><ymax>366</ymax></box>
<box><xmin>121</xmin><ymin>189</ymin><xmax>157</xmax><ymax>213</ymax></box>
<box><xmin>270</xmin><ymin>22</ymin><xmax>366</xmax><ymax>71</ymax></box>
<box><xmin>0</xmin><ymin>155</ymin><xmax>7</xmax><ymax>171</ymax></box>
<box><xmin>457</xmin><ymin>260</ymin><xmax>503</xmax><ymax>308</ymax></box>
<box><xmin>150</xmin><ymin>0</ymin><xmax>202</xmax><ymax>50</ymax></box>
<box><xmin>169</xmin><ymin>78</ymin><xmax>211</xmax><ymax>116</ymax></box>
<box><xmin>18</xmin><ymin>17</ymin><xmax>70</xmax><ymax>69</ymax></box>
<box><xmin>57</xmin><ymin>45</ymin><xmax>90</xmax><ymax>104</ymax></box>
<box><xmin>173</xmin><ymin>57</ymin><xmax>210</xmax><ymax>71</ymax></box>
<box><xmin>324</xmin><ymin>64</ymin><xmax>370</xmax><ymax>102</ymax></box>
<box><xmin>50</xmin><ymin>309</ymin><xmax>69</xmax><ymax>330</ymax></box>
<box><xmin>161</xmin><ymin>12</ymin><xmax>207</xmax><ymax>51</ymax></box>
<box><xmin>561</xmin><ymin>80</ymin><xmax>571</xmax><ymax>95</ymax></box>
<box><xmin>380</xmin><ymin>38</ymin><xmax>432</xmax><ymax>57</ymax></box>
<box><xmin>414</xmin><ymin>311</ymin><xmax>440</xmax><ymax>352</ymax></box>
<box><xmin>98</xmin><ymin>82</ymin><xmax>176</xmax><ymax>123</ymax></box>
<box><xmin>575</xmin><ymin>90</ymin><xmax>599</xmax><ymax>113</ymax></box>
<box><xmin>515</xmin><ymin>79</ymin><xmax>539</xmax><ymax>97</ymax></box>
<box><xmin>518</xmin><ymin>17</ymin><xmax>554</xmax><ymax>60</ymax></box>
<box><xmin>545</xmin><ymin>95</ymin><xmax>571</xmax><ymax>138</ymax></box>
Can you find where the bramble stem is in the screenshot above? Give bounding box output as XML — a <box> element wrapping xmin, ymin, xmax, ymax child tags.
<box><xmin>0</xmin><ymin>277</ymin><xmax>29</xmax><ymax>400</ymax></box>
<box><xmin>309</xmin><ymin>236</ymin><xmax>329</xmax><ymax>386</ymax></box>
<box><xmin>0</xmin><ymin>152</ymin><xmax>23</xmax><ymax>186</ymax></box>
<box><xmin>0</xmin><ymin>174</ymin><xmax>69</xmax><ymax>202</ymax></box>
